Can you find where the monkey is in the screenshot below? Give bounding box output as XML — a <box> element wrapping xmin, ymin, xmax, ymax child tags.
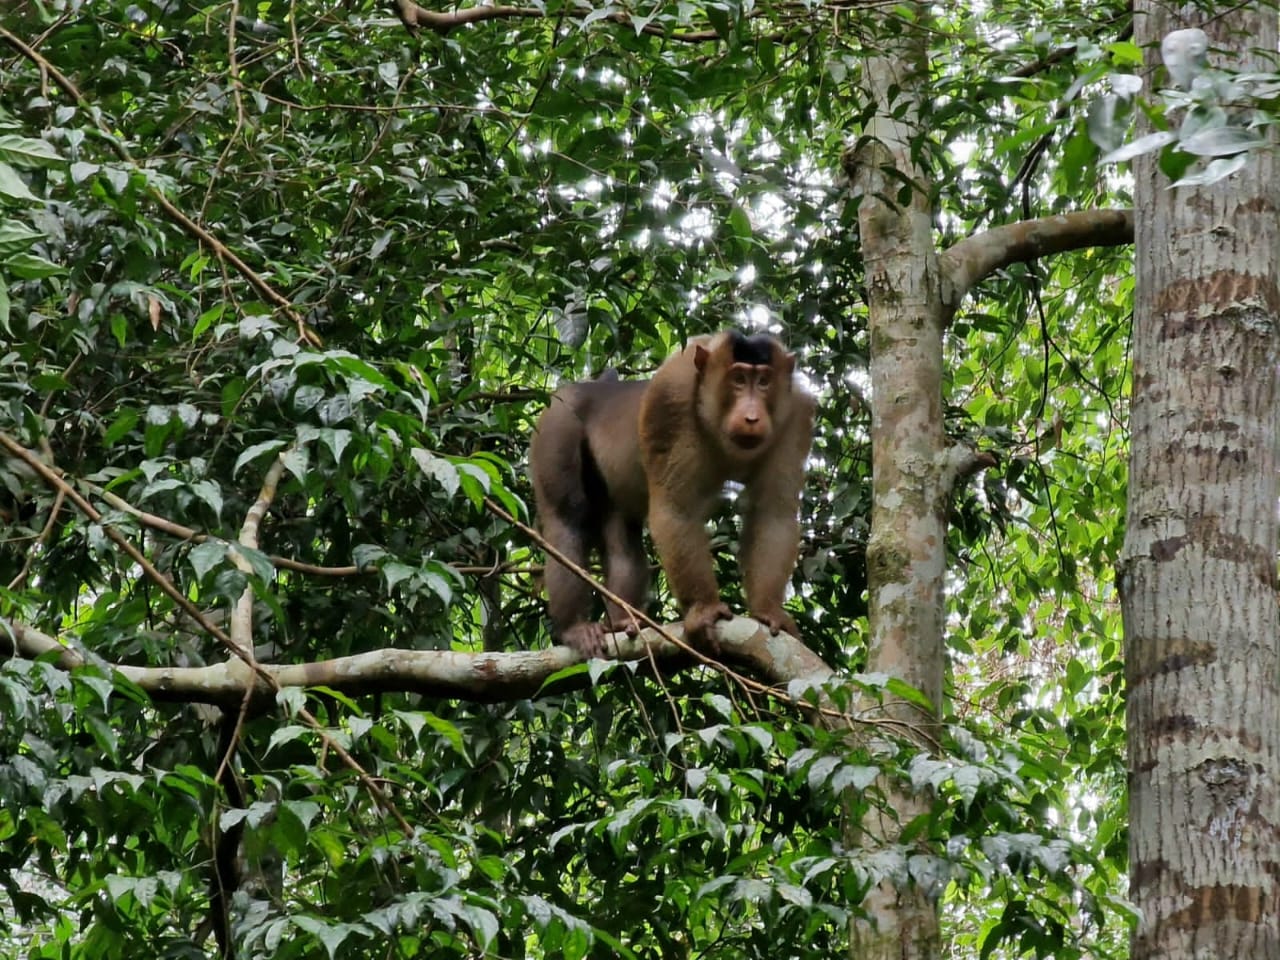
<box><xmin>529</xmin><ymin>330</ymin><xmax>814</xmax><ymax>657</ymax></box>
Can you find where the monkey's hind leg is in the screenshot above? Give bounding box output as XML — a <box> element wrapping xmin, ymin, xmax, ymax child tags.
<box><xmin>541</xmin><ymin>512</ymin><xmax>612</xmax><ymax>657</ymax></box>
<box><xmin>601</xmin><ymin>511</ymin><xmax>649</xmax><ymax>637</ymax></box>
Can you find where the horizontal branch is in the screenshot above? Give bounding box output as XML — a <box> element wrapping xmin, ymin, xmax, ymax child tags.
<box><xmin>2</xmin><ymin>617</ymin><xmax>834</xmax><ymax>710</ymax></box>
<box><xmin>391</xmin><ymin>0</ymin><xmax>781</xmax><ymax>41</ymax></box>
<box><xmin>940</xmin><ymin>208</ymin><xmax>1134</xmax><ymax>317</ymax></box>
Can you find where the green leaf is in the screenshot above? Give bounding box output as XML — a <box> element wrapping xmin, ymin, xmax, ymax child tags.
<box><xmin>0</xmin><ymin>135</ymin><xmax>62</xmax><ymax>167</ymax></box>
<box><xmin>705</xmin><ymin>3</ymin><xmax>732</xmax><ymax>40</ymax></box>
<box><xmin>414</xmin><ymin>450</ymin><xmax>460</xmax><ymax>497</ymax></box>
<box><xmin>1172</xmin><ymin>153</ymin><xmax>1250</xmax><ymax>186</ymax></box>
<box><xmin>0</xmin><ymin>220</ymin><xmax>44</xmax><ymax>256</ymax></box>
<box><xmin>234</xmin><ymin>440</ymin><xmax>287</xmax><ymax>476</ymax></box>
<box><xmin>3</xmin><ymin>252</ymin><xmax>64</xmax><ymax>278</ymax></box>
<box><xmin>1180</xmin><ymin>125</ymin><xmax>1267</xmax><ymax>157</ymax></box>
<box><xmin>188</xmin><ymin>540</ymin><xmax>227</xmax><ymax>580</ymax></box>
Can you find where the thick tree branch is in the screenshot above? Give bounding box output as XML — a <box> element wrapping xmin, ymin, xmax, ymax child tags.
<box><xmin>940</xmin><ymin>208</ymin><xmax>1134</xmax><ymax>318</ymax></box>
<box><xmin>1</xmin><ymin>615</ymin><xmax>830</xmax><ymax>703</ymax></box>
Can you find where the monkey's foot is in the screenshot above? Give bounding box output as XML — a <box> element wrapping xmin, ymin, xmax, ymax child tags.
<box><xmin>682</xmin><ymin>601</ymin><xmax>733</xmax><ymax>655</ymax></box>
<box><xmin>561</xmin><ymin>622</ymin><xmax>612</xmax><ymax>658</ymax></box>
<box><xmin>608</xmin><ymin>616</ymin><xmax>642</xmax><ymax>637</ymax></box>
<box><xmin>750</xmin><ymin>607</ymin><xmax>799</xmax><ymax>637</ymax></box>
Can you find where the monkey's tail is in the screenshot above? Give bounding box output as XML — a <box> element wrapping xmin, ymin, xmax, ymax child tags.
<box><xmin>531</xmin><ymin>389</ymin><xmax>597</xmax><ymax>520</ymax></box>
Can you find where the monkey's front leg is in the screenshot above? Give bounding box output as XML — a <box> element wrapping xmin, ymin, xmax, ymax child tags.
<box><xmin>740</xmin><ymin>483</ymin><xmax>804</xmax><ymax>638</ymax></box>
<box><xmin>648</xmin><ymin>491</ymin><xmax>730</xmax><ymax>653</ymax></box>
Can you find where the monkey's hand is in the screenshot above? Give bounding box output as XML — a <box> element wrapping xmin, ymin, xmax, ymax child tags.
<box><xmin>561</xmin><ymin>622</ymin><xmax>612</xmax><ymax>658</ymax></box>
<box><xmin>682</xmin><ymin>601</ymin><xmax>733</xmax><ymax>655</ymax></box>
<box><xmin>750</xmin><ymin>607</ymin><xmax>799</xmax><ymax>638</ymax></box>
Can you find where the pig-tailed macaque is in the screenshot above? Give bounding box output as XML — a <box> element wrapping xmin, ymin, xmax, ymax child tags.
<box><xmin>529</xmin><ymin>331</ymin><xmax>814</xmax><ymax>656</ymax></box>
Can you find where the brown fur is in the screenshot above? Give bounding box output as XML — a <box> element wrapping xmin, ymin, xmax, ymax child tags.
<box><xmin>529</xmin><ymin>331</ymin><xmax>814</xmax><ymax>656</ymax></box>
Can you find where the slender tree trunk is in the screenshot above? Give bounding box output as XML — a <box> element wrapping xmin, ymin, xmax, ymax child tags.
<box><xmin>846</xmin><ymin>3</ymin><xmax>950</xmax><ymax>955</ymax></box>
<box><xmin>1121</xmin><ymin>4</ymin><xmax>1280</xmax><ymax>957</ymax></box>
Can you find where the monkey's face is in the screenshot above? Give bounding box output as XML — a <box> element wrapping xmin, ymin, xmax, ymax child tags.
<box><xmin>718</xmin><ymin>362</ymin><xmax>779</xmax><ymax>453</ymax></box>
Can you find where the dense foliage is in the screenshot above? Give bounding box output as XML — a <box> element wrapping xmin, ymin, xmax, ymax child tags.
<box><xmin>0</xmin><ymin>0</ymin><xmax>1145</xmax><ymax>956</ymax></box>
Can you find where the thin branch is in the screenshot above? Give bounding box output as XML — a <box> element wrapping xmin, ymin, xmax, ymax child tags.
<box><xmin>391</xmin><ymin>0</ymin><xmax>723</xmax><ymax>40</ymax></box>
<box><xmin>7</xmin><ymin>488</ymin><xmax>64</xmax><ymax>590</ymax></box>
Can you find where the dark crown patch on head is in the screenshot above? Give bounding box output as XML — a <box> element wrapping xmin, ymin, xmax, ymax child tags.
<box><xmin>728</xmin><ymin>331</ymin><xmax>776</xmax><ymax>366</ymax></box>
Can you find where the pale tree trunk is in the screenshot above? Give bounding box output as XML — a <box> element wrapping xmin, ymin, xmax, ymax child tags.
<box><xmin>846</xmin><ymin>3</ymin><xmax>948</xmax><ymax>956</ymax></box>
<box><xmin>1121</xmin><ymin>4</ymin><xmax>1280</xmax><ymax>958</ymax></box>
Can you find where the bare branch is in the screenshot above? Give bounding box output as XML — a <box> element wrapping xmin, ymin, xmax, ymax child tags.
<box><xmin>940</xmin><ymin>208</ymin><xmax>1134</xmax><ymax>317</ymax></box>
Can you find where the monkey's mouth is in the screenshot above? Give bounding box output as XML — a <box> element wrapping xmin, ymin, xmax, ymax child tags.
<box><xmin>731</xmin><ymin>433</ymin><xmax>766</xmax><ymax>450</ymax></box>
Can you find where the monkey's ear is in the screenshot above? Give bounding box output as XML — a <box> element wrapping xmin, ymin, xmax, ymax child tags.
<box><xmin>781</xmin><ymin>351</ymin><xmax>796</xmax><ymax>376</ymax></box>
<box><xmin>694</xmin><ymin>344</ymin><xmax>711</xmax><ymax>372</ymax></box>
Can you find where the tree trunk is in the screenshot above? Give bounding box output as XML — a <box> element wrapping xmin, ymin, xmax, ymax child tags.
<box><xmin>1121</xmin><ymin>4</ymin><xmax>1280</xmax><ymax>957</ymax></box>
<box><xmin>846</xmin><ymin>3</ymin><xmax>947</xmax><ymax>956</ymax></box>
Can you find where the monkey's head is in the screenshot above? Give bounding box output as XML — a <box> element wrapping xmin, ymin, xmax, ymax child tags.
<box><xmin>695</xmin><ymin>331</ymin><xmax>796</xmax><ymax>458</ymax></box>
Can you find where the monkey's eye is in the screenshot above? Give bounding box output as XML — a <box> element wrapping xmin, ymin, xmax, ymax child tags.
<box><xmin>733</xmin><ymin>370</ymin><xmax>748</xmax><ymax>387</ymax></box>
<box><xmin>757</xmin><ymin>373</ymin><xmax>771</xmax><ymax>389</ymax></box>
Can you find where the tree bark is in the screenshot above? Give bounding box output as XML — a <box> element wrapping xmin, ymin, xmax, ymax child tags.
<box><xmin>1121</xmin><ymin>4</ymin><xmax>1280</xmax><ymax>957</ymax></box>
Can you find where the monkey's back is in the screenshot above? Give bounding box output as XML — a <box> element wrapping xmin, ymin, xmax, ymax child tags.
<box><xmin>530</xmin><ymin>377</ymin><xmax>649</xmax><ymax>525</ymax></box>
